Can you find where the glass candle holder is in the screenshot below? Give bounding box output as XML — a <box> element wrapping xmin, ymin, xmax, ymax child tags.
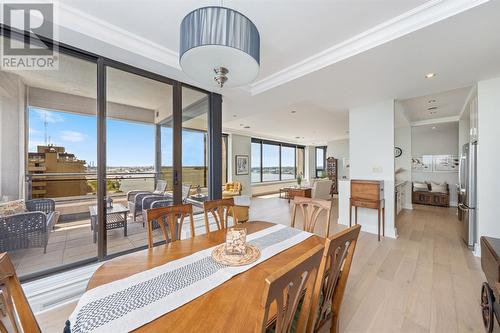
<box><xmin>225</xmin><ymin>228</ymin><xmax>247</xmax><ymax>255</ymax></box>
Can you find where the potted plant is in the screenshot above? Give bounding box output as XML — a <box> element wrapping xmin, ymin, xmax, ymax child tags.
<box><xmin>297</xmin><ymin>172</ymin><xmax>303</xmax><ymax>187</ymax></box>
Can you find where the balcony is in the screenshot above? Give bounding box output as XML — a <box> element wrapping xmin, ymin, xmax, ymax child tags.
<box><xmin>4</xmin><ymin>169</ymin><xmax>209</xmax><ymax>278</ymax></box>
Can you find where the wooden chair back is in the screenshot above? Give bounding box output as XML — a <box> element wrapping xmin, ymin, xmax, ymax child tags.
<box><xmin>291</xmin><ymin>197</ymin><xmax>333</xmax><ymax>237</ymax></box>
<box><xmin>146</xmin><ymin>204</ymin><xmax>195</xmax><ymax>248</ymax></box>
<box><xmin>0</xmin><ymin>253</ymin><xmax>41</xmax><ymax>333</ymax></box>
<box><xmin>258</xmin><ymin>244</ymin><xmax>324</xmax><ymax>333</ymax></box>
<box><xmin>203</xmin><ymin>198</ymin><xmax>237</xmax><ymax>233</ymax></box>
<box><xmin>307</xmin><ymin>225</ymin><xmax>361</xmax><ymax>333</ymax></box>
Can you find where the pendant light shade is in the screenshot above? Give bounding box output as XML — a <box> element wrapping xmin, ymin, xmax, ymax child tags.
<box><xmin>180</xmin><ymin>6</ymin><xmax>260</xmax><ymax>88</ymax></box>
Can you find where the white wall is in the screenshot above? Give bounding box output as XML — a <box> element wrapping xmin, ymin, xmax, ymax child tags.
<box><xmin>411</xmin><ymin>123</ymin><xmax>459</xmax><ymax>206</ymax></box>
<box><xmin>395</xmin><ymin>127</ymin><xmax>412</xmax><ymax>209</ymax></box>
<box><xmin>228</xmin><ymin>134</ymin><xmax>252</xmax><ymax>196</ymax></box>
<box><xmin>395</xmin><ymin>101</ymin><xmax>412</xmax><ymax>209</ymax></box>
<box><xmin>306</xmin><ymin>146</ymin><xmax>316</xmax><ymax>183</ymax></box>
<box><xmin>327</xmin><ymin>139</ymin><xmax>349</xmax><ymax>180</ymax></box>
<box><xmin>0</xmin><ymin>72</ymin><xmax>25</xmax><ymax>201</ymax></box>
<box><xmin>459</xmin><ymin>105</ymin><xmax>471</xmax><ymax>153</ymax></box>
<box><xmin>476</xmin><ymin>77</ymin><xmax>500</xmax><ymax>250</ymax></box>
<box><xmin>342</xmin><ymin>99</ymin><xmax>396</xmax><ymax>238</ymax></box>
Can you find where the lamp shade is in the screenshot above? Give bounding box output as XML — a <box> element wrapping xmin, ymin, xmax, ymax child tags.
<box><xmin>180</xmin><ymin>6</ymin><xmax>260</xmax><ymax>88</ymax></box>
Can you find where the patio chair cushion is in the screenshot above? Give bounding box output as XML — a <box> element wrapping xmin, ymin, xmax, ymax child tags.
<box><xmin>0</xmin><ymin>200</ymin><xmax>26</xmax><ymax>217</ymax></box>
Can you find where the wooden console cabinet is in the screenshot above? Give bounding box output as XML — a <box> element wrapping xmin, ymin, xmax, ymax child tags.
<box><xmin>411</xmin><ymin>183</ymin><xmax>449</xmax><ymax>207</ymax></box>
<box><xmin>350</xmin><ymin>180</ymin><xmax>385</xmax><ymax>241</ymax></box>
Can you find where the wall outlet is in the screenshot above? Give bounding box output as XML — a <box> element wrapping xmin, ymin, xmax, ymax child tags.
<box><xmin>372</xmin><ymin>166</ymin><xmax>383</xmax><ymax>173</ymax></box>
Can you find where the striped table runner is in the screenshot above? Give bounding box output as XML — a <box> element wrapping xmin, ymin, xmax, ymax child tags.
<box><xmin>69</xmin><ymin>224</ymin><xmax>312</xmax><ymax>333</ymax></box>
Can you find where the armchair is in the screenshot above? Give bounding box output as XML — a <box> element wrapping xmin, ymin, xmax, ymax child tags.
<box><xmin>127</xmin><ymin>180</ymin><xmax>167</xmax><ymax>221</ymax></box>
<box><xmin>222</xmin><ymin>182</ymin><xmax>242</xmax><ymax>198</ymax></box>
<box><xmin>141</xmin><ymin>195</ymin><xmax>173</xmax><ymax>226</ymax></box>
<box><xmin>311</xmin><ymin>179</ymin><xmax>333</xmax><ymax>200</ymax></box>
<box><xmin>0</xmin><ymin>199</ymin><xmax>57</xmax><ymax>253</ymax></box>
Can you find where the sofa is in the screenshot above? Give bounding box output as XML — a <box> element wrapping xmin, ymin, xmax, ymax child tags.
<box><xmin>222</xmin><ymin>182</ymin><xmax>242</xmax><ymax>198</ymax></box>
<box><xmin>0</xmin><ymin>199</ymin><xmax>58</xmax><ymax>253</ymax></box>
<box><xmin>412</xmin><ymin>182</ymin><xmax>450</xmax><ymax>207</ymax></box>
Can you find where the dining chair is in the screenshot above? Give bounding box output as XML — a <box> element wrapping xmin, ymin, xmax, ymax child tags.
<box><xmin>258</xmin><ymin>243</ymin><xmax>324</xmax><ymax>333</ymax></box>
<box><xmin>202</xmin><ymin>198</ymin><xmax>237</xmax><ymax>233</ymax></box>
<box><xmin>291</xmin><ymin>196</ymin><xmax>333</xmax><ymax>237</ymax></box>
<box><xmin>0</xmin><ymin>252</ymin><xmax>41</xmax><ymax>333</ymax></box>
<box><xmin>306</xmin><ymin>224</ymin><xmax>361</xmax><ymax>333</ymax></box>
<box><xmin>145</xmin><ymin>204</ymin><xmax>195</xmax><ymax>248</ymax></box>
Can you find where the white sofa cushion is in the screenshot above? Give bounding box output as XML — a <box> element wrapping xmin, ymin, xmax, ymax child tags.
<box><xmin>430</xmin><ymin>182</ymin><xmax>447</xmax><ymax>193</ymax></box>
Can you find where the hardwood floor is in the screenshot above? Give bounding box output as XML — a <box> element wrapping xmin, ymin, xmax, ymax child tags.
<box><xmin>35</xmin><ymin>197</ymin><xmax>487</xmax><ymax>333</ymax></box>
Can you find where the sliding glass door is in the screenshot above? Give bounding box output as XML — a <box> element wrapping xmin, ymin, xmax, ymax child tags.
<box><xmin>182</xmin><ymin>86</ymin><xmax>209</xmax><ymax>205</ymax></box>
<box><xmin>105</xmin><ymin>66</ymin><xmax>174</xmax><ymax>255</ymax></box>
<box><xmin>1</xmin><ymin>26</ymin><xmax>222</xmax><ymax>279</ymax></box>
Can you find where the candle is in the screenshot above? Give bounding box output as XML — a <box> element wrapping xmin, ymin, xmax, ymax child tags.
<box><xmin>225</xmin><ymin>228</ymin><xmax>247</xmax><ymax>255</ymax></box>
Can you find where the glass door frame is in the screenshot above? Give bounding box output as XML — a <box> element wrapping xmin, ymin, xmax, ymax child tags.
<box><xmin>3</xmin><ymin>24</ymin><xmax>222</xmax><ymax>279</ymax></box>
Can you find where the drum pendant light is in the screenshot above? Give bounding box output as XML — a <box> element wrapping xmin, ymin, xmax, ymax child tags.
<box><xmin>179</xmin><ymin>6</ymin><xmax>260</xmax><ymax>88</ymax></box>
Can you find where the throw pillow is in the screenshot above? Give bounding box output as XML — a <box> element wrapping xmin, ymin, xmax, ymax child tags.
<box><xmin>430</xmin><ymin>182</ymin><xmax>447</xmax><ymax>193</ymax></box>
<box><xmin>0</xmin><ymin>200</ymin><xmax>27</xmax><ymax>217</ymax></box>
<box><xmin>413</xmin><ymin>182</ymin><xmax>429</xmax><ymax>192</ymax></box>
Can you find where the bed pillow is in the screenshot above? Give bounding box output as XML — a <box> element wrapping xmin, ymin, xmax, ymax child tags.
<box><xmin>0</xmin><ymin>200</ymin><xmax>26</xmax><ymax>217</ymax></box>
<box><xmin>413</xmin><ymin>182</ymin><xmax>429</xmax><ymax>192</ymax></box>
<box><xmin>430</xmin><ymin>182</ymin><xmax>448</xmax><ymax>193</ymax></box>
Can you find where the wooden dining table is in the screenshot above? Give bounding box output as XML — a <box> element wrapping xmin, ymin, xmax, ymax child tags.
<box><xmin>87</xmin><ymin>221</ymin><xmax>324</xmax><ymax>332</ymax></box>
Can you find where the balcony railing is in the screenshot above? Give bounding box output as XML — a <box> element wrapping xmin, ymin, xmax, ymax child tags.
<box><xmin>25</xmin><ymin>167</ymin><xmax>208</xmax><ymax>201</ymax></box>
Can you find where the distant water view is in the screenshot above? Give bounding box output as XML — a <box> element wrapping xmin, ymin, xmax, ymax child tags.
<box><xmin>251</xmin><ymin>167</ymin><xmax>296</xmax><ymax>182</ymax></box>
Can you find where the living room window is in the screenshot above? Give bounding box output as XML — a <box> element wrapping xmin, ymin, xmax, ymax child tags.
<box><xmin>315</xmin><ymin>146</ymin><xmax>327</xmax><ymax>178</ymax></box>
<box><xmin>251</xmin><ymin>138</ymin><xmax>305</xmax><ymax>183</ymax></box>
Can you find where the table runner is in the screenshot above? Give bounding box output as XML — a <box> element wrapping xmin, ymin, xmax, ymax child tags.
<box><xmin>68</xmin><ymin>224</ymin><xmax>313</xmax><ymax>333</ymax></box>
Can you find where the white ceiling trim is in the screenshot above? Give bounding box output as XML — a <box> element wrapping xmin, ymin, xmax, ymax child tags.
<box><xmin>411</xmin><ymin>115</ymin><xmax>460</xmax><ymax>127</ymax></box>
<box><xmin>248</xmin><ymin>0</ymin><xmax>491</xmax><ymax>96</ymax></box>
<box><xmin>57</xmin><ymin>3</ymin><xmax>180</xmax><ymax>69</ymax></box>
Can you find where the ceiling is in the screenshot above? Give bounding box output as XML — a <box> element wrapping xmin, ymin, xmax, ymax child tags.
<box><xmin>400</xmin><ymin>86</ymin><xmax>472</xmax><ymax>123</ymax></box>
<box><xmin>5</xmin><ymin>0</ymin><xmax>500</xmax><ymax>144</ymax></box>
<box><xmin>62</xmin><ymin>0</ymin><xmax>429</xmax><ymax>81</ymax></box>
<box><xmin>412</xmin><ymin>121</ymin><xmax>458</xmax><ymax>133</ymax></box>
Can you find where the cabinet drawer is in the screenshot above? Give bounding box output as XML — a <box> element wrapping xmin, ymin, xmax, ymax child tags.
<box><xmin>350</xmin><ymin>200</ymin><xmax>380</xmax><ymax>209</ymax></box>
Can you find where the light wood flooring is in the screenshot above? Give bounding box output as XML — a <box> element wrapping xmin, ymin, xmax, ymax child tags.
<box><xmin>36</xmin><ymin>197</ymin><xmax>487</xmax><ymax>333</ymax></box>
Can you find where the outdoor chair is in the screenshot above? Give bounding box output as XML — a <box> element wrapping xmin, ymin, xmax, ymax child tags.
<box><xmin>0</xmin><ymin>199</ymin><xmax>57</xmax><ymax>253</ymax></box>
<box><xmin>141</xmin><ymin>195</ymin><xmax>173</xmax><ymax>226</ymax></box>
<box><xmin>127</xmin><ymin>180</ymin><xmax>167</xmax><ymax>222</ymax></box>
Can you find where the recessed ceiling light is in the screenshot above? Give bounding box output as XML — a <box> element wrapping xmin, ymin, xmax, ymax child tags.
<box><xmin>427</xmin><ymin>106</ymin><xmax>438</xmax><ymax>110</ymax></box>
<box><xmin>244</xmin><ymin>126</ymin><xmax>250</xmax><ymax>129</ymax></box>
<box><xmin>425</xmin><ymin>73</ymin><xmax>436</xmax><ymax>79</ymax></box>
<box><xmin>428</xmin><ymin>99</ymin><xmax>436</xmax><ymax>103</ymax></box>
<box><xmin>432</xmin><ymin>126</ymin><xmax>436</xmax><ymax>130</ymax></box>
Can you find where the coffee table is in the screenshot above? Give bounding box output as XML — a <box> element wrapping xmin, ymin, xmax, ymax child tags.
<box><xmin>186</xmin><ymin>194</ymin><xmax>209</xmax><ymax>207</ymax></box>
<box><xmin>280</xmin><ymin>187</ymin><xmax>312</xmax><ymax>203</ymax></box>
<box><xmin>89</xmin><ymin>203</ymin><xmax>129</xmax><ymax>243</ymax></box>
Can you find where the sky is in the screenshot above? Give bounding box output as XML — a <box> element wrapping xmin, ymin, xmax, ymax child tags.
<box><xmin>29</xmin><ymin>107</ymin><xmax>205</xmax><ymax>167</ymax></box>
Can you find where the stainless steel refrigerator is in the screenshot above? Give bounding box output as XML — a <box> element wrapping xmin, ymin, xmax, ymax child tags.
<box><xmin>458</xmin><ymin>142</ymin><xmax>477</xmax><ymax>249</ymax></box>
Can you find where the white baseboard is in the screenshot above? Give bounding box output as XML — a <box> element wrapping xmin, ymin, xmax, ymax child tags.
<box><xmin>23</xmin><ymin>262</ymin><xmax>102</xmax><ymax>314</ymax></box>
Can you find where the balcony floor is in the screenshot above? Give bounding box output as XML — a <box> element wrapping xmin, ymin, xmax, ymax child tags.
<box><xmin>10</xmin><ymin>197</ymin><xmax>206</xmax><ymax>277</ymax></box>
